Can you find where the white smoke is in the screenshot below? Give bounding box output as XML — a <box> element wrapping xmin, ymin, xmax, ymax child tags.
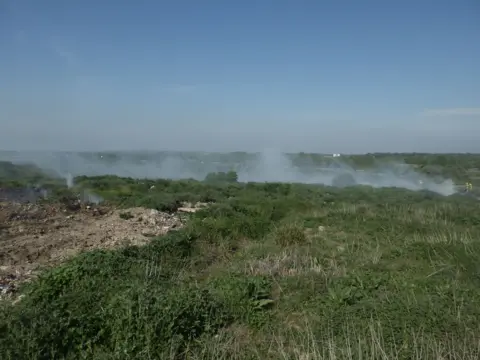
<box><xmin>66</xmin><ymin>172</ymin><xmax>74</xmax><ymax>188</ymax></box>
<box><xmin>0</xmin><ymin>149</ymin><xmax>457</xmax><ymax>196</ymax></box>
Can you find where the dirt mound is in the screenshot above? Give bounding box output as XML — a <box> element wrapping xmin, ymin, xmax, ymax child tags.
<box><xmin>0</xmin><ymin>200</ymin><xmax>205</xmax><ymax>300</ymax></box>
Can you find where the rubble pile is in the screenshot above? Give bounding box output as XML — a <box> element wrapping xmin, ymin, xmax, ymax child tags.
<box><xmin>0</xmin><ymin>200</ymin><xmax>209</xmax><ymax>301</ymax></box>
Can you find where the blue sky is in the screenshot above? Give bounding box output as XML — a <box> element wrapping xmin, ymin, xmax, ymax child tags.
<box><xmin>1</xmin><ymin>0</ymin><xmax>479</xmax><ymax>153</ymax></box>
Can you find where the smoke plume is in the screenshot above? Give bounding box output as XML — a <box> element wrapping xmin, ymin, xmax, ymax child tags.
<box><xmin>0</xmin><ymin>149</ymin><xmax>457</xmax><ymax>196</ymax></box>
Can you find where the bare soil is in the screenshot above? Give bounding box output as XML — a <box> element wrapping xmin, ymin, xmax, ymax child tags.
<box><xmin>0</xmin><ymin>200</ymin><xmax>206</xmax><ymax>300</ymax></box>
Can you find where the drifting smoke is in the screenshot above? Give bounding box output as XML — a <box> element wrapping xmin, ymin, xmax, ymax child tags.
<box><xmin>66</xmin><ymin>173</ymin><xmax>74</xmax><ymax>188</ymax></box>
<box><xmin>65</xmin><ymin>171</ymin><xmax>103</xmax><ymax>204</ymax></box>
<box><xmin>0</xmin><ymin>149</ymin><xmax>457</xmax><ymax>196</ymax></box>
<box><xmin>80</xmin><ymin>191</ymin><xmax>103</xmax><ymax>205</ymax></box>
<box><xmin>240</xmin><ymin>148</ymin><xmax>456</xmax><ymax>196</ymax></box>
<box><xmin>0</xmin><ymin>187</ymin><xmax>48</xmax><ymax>203</ymax></box>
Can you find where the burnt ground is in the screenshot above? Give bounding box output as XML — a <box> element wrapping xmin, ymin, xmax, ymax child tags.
<box><xmin>0</xmin><ymin>199</ymin><xmax>206</xmax><ymax>300</ymax></box>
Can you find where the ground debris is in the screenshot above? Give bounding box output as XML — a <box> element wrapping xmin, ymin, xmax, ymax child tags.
<box><xmin>178</xmin><ymin>201</ymin><xmax>209</xmax><ymax>213</ymax></box>
<box><xmin>0</xmin><ymin>200</ymin><xmax>193</xmax><ymax>301</ymax></box>
<box><xmin>0</xmin><ymin>268</ymin><xmax>32</xmax><ymax>300</ymax></box>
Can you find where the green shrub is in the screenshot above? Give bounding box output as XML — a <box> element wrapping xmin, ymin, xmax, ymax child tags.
<box><xmin>270</xmin><ymin>221</ymin><xmax>307</xmax><ymax>246</ymax></box>
<box><xmin>204</xmin><ymin>171</ymin><xmax>238</xmax><ymax>184</ymax></box>
<box><xmin>207</xmin><ymin>274</ymin><xmax>274</xmax><ymax>328</ymax></box>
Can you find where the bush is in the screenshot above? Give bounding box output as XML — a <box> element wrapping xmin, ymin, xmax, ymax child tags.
<box><xmin>204</xmin><ymin>171</ymin><xmax>238</xmax><ymax>184</ymax></box>
<box><xmin>270</xmin><ymin>221</ymin><xmax>307</xmax><ymax>246</ymax></box>
<box><xmin>207</xmin><ymin>274</ymin><xmax>274</xmax><ymax>328</ymax></box>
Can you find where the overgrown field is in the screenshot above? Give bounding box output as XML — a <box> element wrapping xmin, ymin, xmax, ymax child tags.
<box><xmin>1</xmin><ymin>155</ymin><xmax>480</xmax><ymax>359</ymax></box>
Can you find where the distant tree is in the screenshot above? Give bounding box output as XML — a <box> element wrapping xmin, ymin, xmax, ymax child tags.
<box><xmin>435</xmin><ymin>155</ymin><xmax>448</xmax><ymax>166</ymax></box>
<box><xmin>204</xmin><ymin>171</ymin><xmax>238</xmax><ymax>184</ymax></box>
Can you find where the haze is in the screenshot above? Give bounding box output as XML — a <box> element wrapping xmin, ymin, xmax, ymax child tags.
<box><xmin>0</xmin><ymin>150</ymin><xmax>458</xmax><ymax>197</ymax></box>
<box><xmin>1</xmin><ymin>0</ymin><xmax>479</xmax><ymax>153</ymax></box>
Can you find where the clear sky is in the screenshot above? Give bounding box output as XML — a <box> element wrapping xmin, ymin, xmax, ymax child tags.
<box><xmin>1</xmin><ymin>0</ymin><xmax>479</xmax><ymax>153</ymax></box>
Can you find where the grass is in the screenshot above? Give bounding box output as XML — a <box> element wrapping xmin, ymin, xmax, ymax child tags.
<box><xmin>1</xmin><ymin>156</ymin><xmax>480</xmax><ymax>359</ymax></box>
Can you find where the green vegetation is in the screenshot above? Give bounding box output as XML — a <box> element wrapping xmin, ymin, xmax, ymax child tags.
<box><xmin>1</xmin><ymin>154</ymin><xmax>480</xmax><ymax>359</ymax></box>
<box><xmin>0</xmin><ymin>161</ymin><xmax>60</xmax><ymax>189</ymax></box>
<box><xmin>204</xmin><ymin>171</ymin><xmax>239</xmax><ymax>184</ymax></box>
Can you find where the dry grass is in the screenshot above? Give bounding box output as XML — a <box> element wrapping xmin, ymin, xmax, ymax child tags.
<box><xmin>174</xmin><ymin>319</ymin><xmax>480</xmax><ymax>360</ymax></box>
